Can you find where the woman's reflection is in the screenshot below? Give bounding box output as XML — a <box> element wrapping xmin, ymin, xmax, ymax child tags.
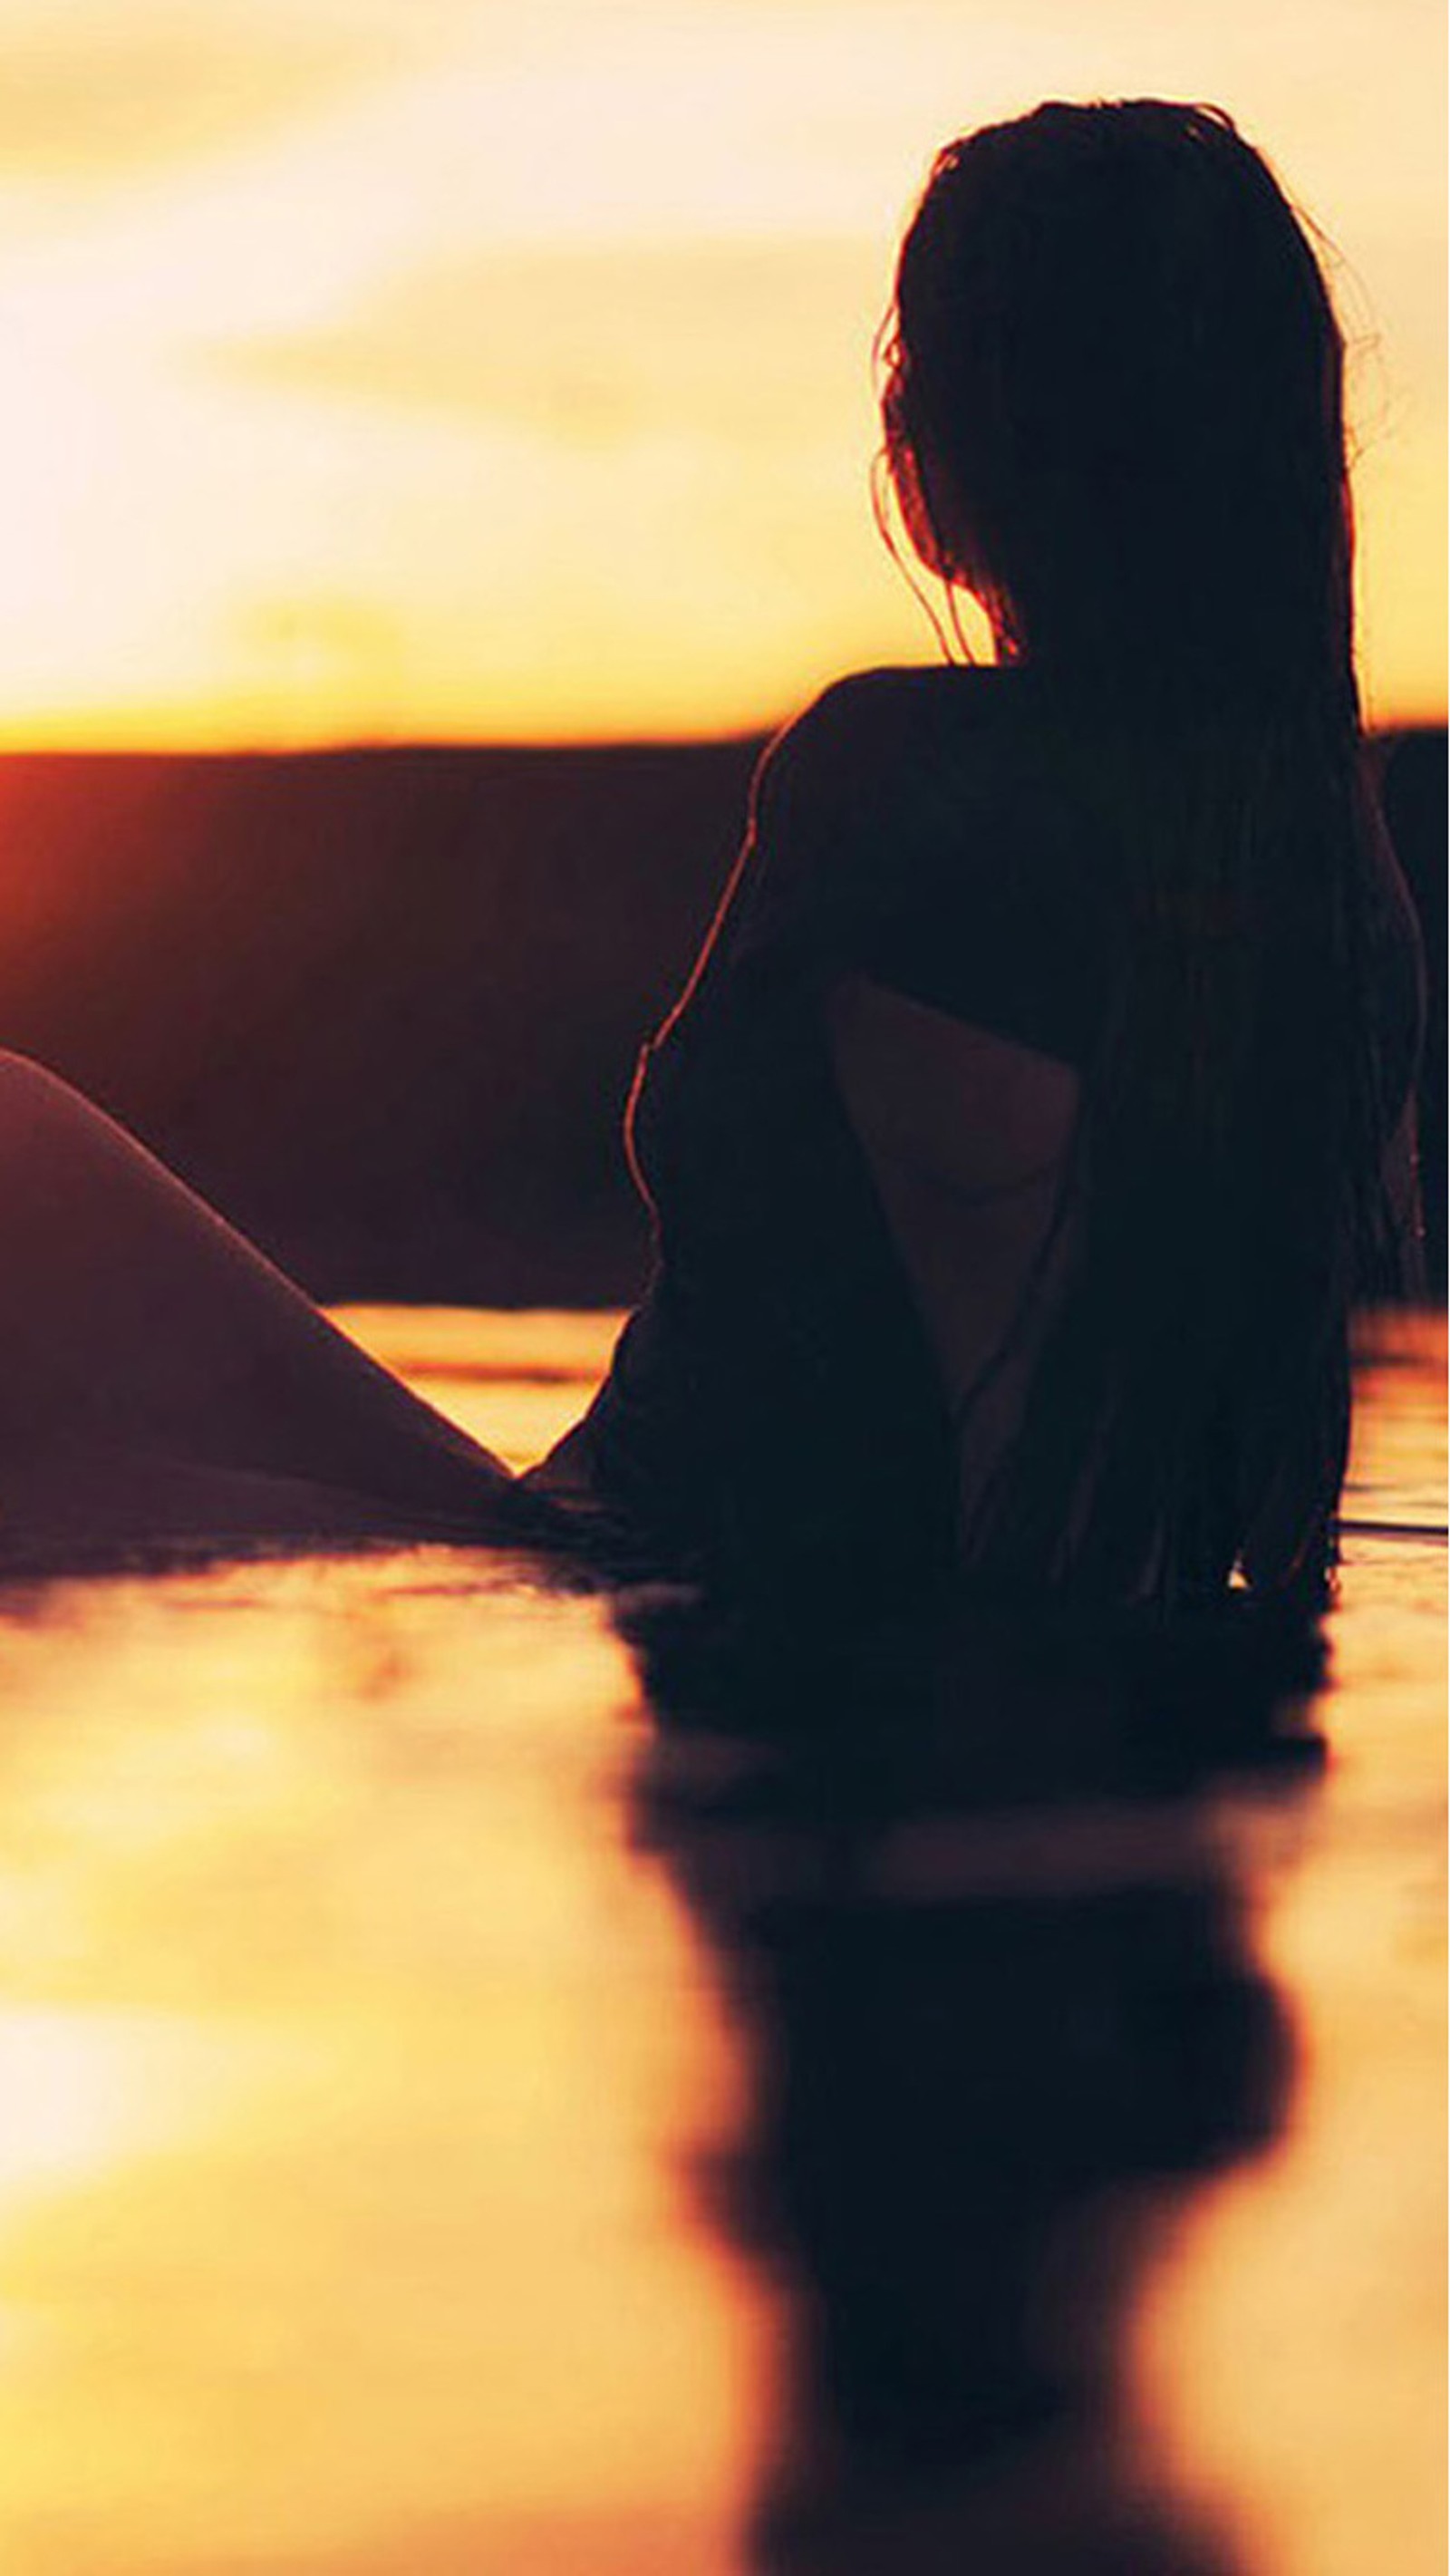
<box><xmin>626</xmin><ymin>1595</ymin><xmax>1325</xmax><ymax>2574</ymax></box>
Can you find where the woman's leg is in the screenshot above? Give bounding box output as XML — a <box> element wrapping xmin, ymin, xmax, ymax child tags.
<box><xmin>0</xmin><ymin>1054</ymin><xmax>534</xmax><ymax>1555</ymax></box>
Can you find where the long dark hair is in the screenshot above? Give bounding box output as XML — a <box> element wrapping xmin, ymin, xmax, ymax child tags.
<box><xmin>880</xmin><ymin>100</ymin><xmax>1411</xmax><ymax>1608</ymax></box>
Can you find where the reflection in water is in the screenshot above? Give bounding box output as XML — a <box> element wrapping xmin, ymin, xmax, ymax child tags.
<box><xmin>0</xmin><ymin>1312</ymin><xmax>1434</xmax><ymax>2573</ymax></box>
<box><xmin>0</xmin><ymin>1557</ymin><xmax>778</xmax><ymax>2576</ymax></box>
<box><xmin>625</xmin><ymin>1593</ymin><xmax>1322</xmax><ymax>2573</ymax></box>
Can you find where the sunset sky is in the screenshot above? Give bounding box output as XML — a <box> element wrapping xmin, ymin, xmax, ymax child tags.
<box><xmin>0</xmin><ymin>0</ymin><xmax>1443</xmax><ymax>747</ymax></box>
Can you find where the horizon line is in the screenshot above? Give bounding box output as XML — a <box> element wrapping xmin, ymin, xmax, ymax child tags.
<box><xmin>0</xmin><ymin>711</ymin><xmax>1442</xmax><ymax>760</ymax></box>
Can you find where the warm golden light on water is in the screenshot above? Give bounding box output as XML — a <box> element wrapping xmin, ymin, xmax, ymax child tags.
<box><xmin>0</xmin><ymin>1554</ymin><xmax>778</xmax><ymax>2573</ymax></box>
<box><xmin>0</xmin><ymin>1310</ymin><xmax>1436</xmax><ymax>2571</ymax></box>
<box><xmin>0</xmin><ymin>2007</ymin><xmax>241</xmax><ymax>2201</ymax></box>
<box><xmin>1129</xmin><ymin>1318</ymin><xmax>1447</xmax><ymax>2576</ymax></box>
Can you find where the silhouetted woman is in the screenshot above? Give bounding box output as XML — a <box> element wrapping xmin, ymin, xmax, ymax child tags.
<box><xmin>0</xmin><ymin>101</ymin><xmax>1422</xmax><ymax>1612</ymax></box>
<box><xmin>530</xmin><ymin>99</ymin><xmax>1423</xmax><ymax>1614</ymax></box>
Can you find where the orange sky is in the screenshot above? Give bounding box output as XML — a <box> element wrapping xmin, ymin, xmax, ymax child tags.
<box><xmin>0</xmin><ymin>0</ymin><xmax>1443</xmax><ymax>747</ymax></box>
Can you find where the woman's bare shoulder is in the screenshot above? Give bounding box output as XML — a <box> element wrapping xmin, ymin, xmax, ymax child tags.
<box><xmin>749</xmin><ymin>665</ymin><xmax>1010</xmax><ymax>847</ymax></box>
<box><xmin>767</xmin><ymin>663</ymin><xmax>1000</xmax><ymax>761</ymax></box>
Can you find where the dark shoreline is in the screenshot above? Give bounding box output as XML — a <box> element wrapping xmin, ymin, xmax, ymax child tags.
<box><xmin>0</xmin><ymin>725</ymin><xmax>1441</xmax><ymax>1303</ymax></box>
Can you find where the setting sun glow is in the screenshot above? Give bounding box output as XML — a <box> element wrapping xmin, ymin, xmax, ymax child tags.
<box><xmin>0</xmin><ymin>0</ymin><xmax>1443</xmax><ymax>747</ymax></box>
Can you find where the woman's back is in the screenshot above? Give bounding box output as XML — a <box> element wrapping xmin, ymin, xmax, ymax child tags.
<box><xmin>539</xmin><ymin>660</ymin><xmax>1423</xmax><ymax>1612</ymax></box>
<box><xmin>536</xmin><ymin>667</ymin><xmax>1113</xmax><ymax>1596</ymax></box>
<box><xmin>826</xmin><ymin>976</ymin><xmax>1080</xmax><ymax>1526</ymax></box>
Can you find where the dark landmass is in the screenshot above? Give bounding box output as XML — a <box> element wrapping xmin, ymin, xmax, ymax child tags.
<box><xmin>0</xmin><ymin>736</ymin><xmax>761</xmax><ymax>1303</ymax></box>
<box><xmin>0</xmin><ymin>727</ymin><xmax>1440</xmax><ymax>1305</ymax></box>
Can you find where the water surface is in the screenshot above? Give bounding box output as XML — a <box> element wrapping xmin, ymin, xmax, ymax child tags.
<box><xmin>0</xmin><ymin>1309</ymin><xmax>1438</xmax><ymax>2575</ymax></box>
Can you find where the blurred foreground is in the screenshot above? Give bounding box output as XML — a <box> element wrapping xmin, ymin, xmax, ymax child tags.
<box><xmin>0</xmin><ymin>1308</ymin><xmax>1439</xmax><ymax>2574</ymax></box>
